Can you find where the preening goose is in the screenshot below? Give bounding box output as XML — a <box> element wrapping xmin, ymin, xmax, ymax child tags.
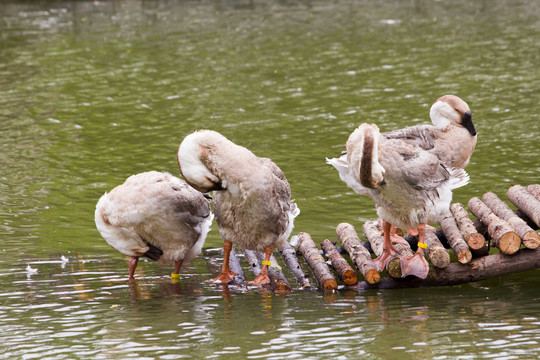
<box><xmin>95</xmin><ymin>171</ymin><xmax>213</xmax><ymax>280</ymax></box>
<box><xmin>327</xmin><ymin>123</ymin><xmax>470</xmax><ymax>279</ymax></box>
<box><xmin>177</xmin><ymin>130</ymin><xmax>299</xmax><ymax>285</ymax></box>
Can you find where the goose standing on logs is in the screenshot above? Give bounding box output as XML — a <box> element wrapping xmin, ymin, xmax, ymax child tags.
<box><xmin>95</xmin><ymin>171</ymin><xmax>213</xmax><ymax>280</ymax></box>
<box><xmin>177</xmin><ymin>130</ymin><xmax>299</xmax><ymax>285</ymax></box>
<box><xmin>327</xmin><ymin>107</ymin><xmax>476</xmax><ymax>278</ymax></box>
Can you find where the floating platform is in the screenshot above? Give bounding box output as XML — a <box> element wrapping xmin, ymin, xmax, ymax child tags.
<box><xmin>211</xmin><ymin>184</ymin><xmax>540</xmax><ymax>292</ymax></box>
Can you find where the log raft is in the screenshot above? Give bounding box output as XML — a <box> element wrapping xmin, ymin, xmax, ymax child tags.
<box><xmin>205</xmin><ymin>184</ymin><xmax>540</xmax><ymax>293</ymax></box>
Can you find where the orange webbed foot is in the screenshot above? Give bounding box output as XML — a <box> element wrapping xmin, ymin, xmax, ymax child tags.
<box><xmin>208</xmin><ymin>271</ymin><xmax>238</xmax><ymax>284</ymax></box>
<box><xmin>370</xmin><ymin>249</ymin><xmax>398</xmax><ymax>272</ymax></box>
<box><xmin>400</xmin><ymin>253</ymin><xmax>429</xmax><ymax>279</ymax></box>
<box><xmin>250</xmin><ymin>273</ymin><xmax>271</xmax><ymax>286</ymax></box>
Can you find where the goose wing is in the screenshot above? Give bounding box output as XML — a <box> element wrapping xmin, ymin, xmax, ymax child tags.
<box><xmin>383</xmin><ymin>125</ymin><xmax>438</xmax><ymax>151</ymax></box>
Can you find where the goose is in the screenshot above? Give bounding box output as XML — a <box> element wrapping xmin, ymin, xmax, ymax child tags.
<box><xmin>95</xmin><ymin>171</ymin><xmax>213</xmax><ymax>280</ymax></box>
<box><xmin>177</xmin><ymin>130</ymin><xmax>299</xmax><ymax>285</ymax></box>
<box><xmin>327</xmin><ymin>123</ymin><xmax>469</xmax><ymax>279</ymax></box>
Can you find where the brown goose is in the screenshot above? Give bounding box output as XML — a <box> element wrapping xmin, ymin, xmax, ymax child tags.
<box><xmin>95</xmin><ymin>171</ymin><xmax>213</xmax><ymax>280</ymax></box>
<box><xmin>327</xmin><ymin>123</ymin><xmax>470</xmax><ymax>279</ymax></box>
<box><xmin>177</xmin><ymin>130</ymin><xmax>299</xmax><ymax>285</ymax></box>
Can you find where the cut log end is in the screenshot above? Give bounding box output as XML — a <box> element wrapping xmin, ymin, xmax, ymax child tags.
<box><xmin>342</xmin><ymin>270</ymin><xmax>358</xmax><ymax>285</ymax></box>
<box><xmin>273</xmin><ymin>280</ymin><xmax>292</xmax><ymax>294</ymax></box>
<box><xmin>365</xmin><ymin>269</ymin><xmax>380</xmax><ymax>284</ymax></box>
<box><xmin>522</xmin><ymin>231</ymin><xmax>540</xmax><ymax>249</ymax></box>
<box><xmin>498</xmin><ymin>232</ymin><xmax>522</xmax><ymax>255</ymax></box>
<box><xmin>323</xmin><ymin>279</ymin><xmax>338</xmax><ymax>291</ymax></box>
<box><xmin>387</xmin><ymin>258</ymin><xmax>402</xmax><ymax>278</ymax></box>
<box><xmin>456</xmin><ymin>248</ymin><xmax>473</xmax><ymax>264</ymax></box>
<box><xmin>430</xmin><ymin>247</ymin><xmax>451</xmax><ymax>269</ymax></box>
<box><xmin>465</xmin><ymin>232</ymin><xmax>486</xmax><ymax>250</ymax></box>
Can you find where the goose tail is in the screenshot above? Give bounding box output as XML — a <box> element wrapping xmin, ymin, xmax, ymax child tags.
<box><xmin>447</xmin><ymin>167</ymin><xmax>470</xmax><ymax>190</ymax></box>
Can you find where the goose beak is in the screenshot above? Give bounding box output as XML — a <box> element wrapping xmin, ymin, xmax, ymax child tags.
<box><xmin>462</xmin><ymin>111</ymin><xmax>476</xmax><ymax>136</ymax></box>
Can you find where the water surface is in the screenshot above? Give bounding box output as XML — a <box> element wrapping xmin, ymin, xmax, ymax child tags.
<box><xmin>1</xmin><ymin>1</ymin><xmax>539</xmax><ymax>359</ymax></box>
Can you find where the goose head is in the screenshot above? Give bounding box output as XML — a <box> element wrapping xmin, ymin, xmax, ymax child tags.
<box><xmin>177</xmin><ymin>130</ymin><xmax>225</xmax><ymax>193</ymax></box>
<box><xmin>430</xmin><ymin>95</ymin><xmax>476</xmax><ymax>136</ymax></box>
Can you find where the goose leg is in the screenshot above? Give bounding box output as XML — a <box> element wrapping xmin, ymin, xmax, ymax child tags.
<box><xmin>371</xmin><ymin>220</ymin><xmax>398</xmax><ymax>272</ymax></box>
<box><xmin>211</xmin><ymin>240</ymin><xmax>238</xmax><ymax>284</ymax></box>
<box><xmin>129</xmin><ymin>256</ymin><xmax>139</xmax><ymax>280</ymax></box>
<box><xmin>171</xmin><ymin>259</ymin><xmax>184</xmax><ymax>281</ymax></box>
<box><xmin>251</xmin><ymin>245</ymin><xmax>272</xmax><ymax>286</ymax></box>
<box><xmin>400</xmin><ymin>223</ymin><xmax>430</xmax><ymax>279</ymax></box>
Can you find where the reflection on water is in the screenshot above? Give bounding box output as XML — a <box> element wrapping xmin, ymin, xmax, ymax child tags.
<box><xmin>1</xmin><ymin>254</ymin><xmax>539</xmax><ymax>359</ymax></box>
<box><xmin>1</xmin><ymin>0</ymin><xmax>540</xmax><ymax>359</ymax></box>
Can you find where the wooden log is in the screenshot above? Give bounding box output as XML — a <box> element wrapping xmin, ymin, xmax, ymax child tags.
<box><xmin>297</xmin><ymin>232</ymin><xmax>338</xmax><ymax>291</ymax></box>
<box><xmin>347</xmin><ymin>249</ymin><xmax>540</xmax><ymax>290</ymax></box>
<box><xmin>243</xmin><ymin>249</ymin><xmax>291</xmax><ymax>293</ymax></box>
<box><xmin>482</xmin><ymin>192</ymin><xmax>540</xmax><ymax>249</ymax></box>
<box><xmin>336</xmin><ymin>223</ymin><xmax>380</xmax><ymax>284</ymax></box>
<box><xmin>424</xmin><ymin>229</ymin><xmax>451</xmax><ymax>268</ymax></box>
<box><xmin>526</xmin><ymin>184</ymin><xmax>540</xmax><ymax>201</ymax></box>
<box><xmin>468</xmin><ymin>197</ymin><xmax>521</xmax><ymax>255</ymax></box>
<box><xmin>507</xmin><ymin>185</ymin><xmax>540</xmax><ymax>228</ymax></box>
<box><xmin>362</xmin><ymin>220</ymin><xmax>413</xmax><ymax>278</ymax></box>
<box><xmin>277</xmin><ymin>242</ymin><xmax>313</xmax><ymax>289</ymax></box>
<box><xmin>321</xmin><ymin>239</ymin><xmax>358</xmax><ymax>285</ymax></box>
<box><xmin>438</xmin><ymin>215</ymin><xmax>472</xmax><ymax>264</ymax></box>
<box><xmin>450</xmin><ymin>203</ymin><xmax>486</xmax><ymax>250</ymax></box>
<box><xmin>228</xmin><ymin>246</ymin><xmax>247</xmax><ymax>286</ymax></box>
<box><xmin>515</xmin><ymin>209</ymin><xmax>539</xmax><ymax>231</ymax></box>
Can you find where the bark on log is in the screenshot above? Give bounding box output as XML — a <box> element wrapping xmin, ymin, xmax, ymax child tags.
<box><xmin>482</xmin><ymin>192</ymin><xmax>540</xmax><ymax>249</ymax></box>
<box><xmin>297</xmin><ymin>232</ymin><xmax>338</xmax><ymax>291</ymax></box>
<box><xmin>243</xmin><ymin>249</ymin><xmax>291</xmax><ymax>293</ymax></box>
<box><xmin>336</xmin><ymin>223</ymin><xmax>380</xmax><ymax>284</ymax></box>
<box><xmin>362</xmin><ymin>220</ymin><xmax>414</xmax><ymax>278</ymax></box>
<box><xmin>425</xmin><ymin>229</ymin><xmax>451</xmax><ymax>268</ymax></box>
<box><xmin>468</xmin><ymin>197</ymin><xmax>521</xmax><ymax>255</ymax></box>
<box><xmin>450</xmin><ymin>203</ymin><xmax>486</xmax><ymax>250</ymax></box>
<box><xmin>507</xmin><ymin>185</ymin><xmax>540</xmax><ymax>228</ymax></box>
<box><xmin>347</xmin><ymin>249</ymin><xmax>540</xmax><ymax>290</ymax></box>
<box><xmin>277</xmin><ymin>242</ymin><xmax>313</xmax><ymax>289</ymax></box>
<box><xmin>438</xmin><ymin>215</ymin><xmax>472</xmax><ymax>264</ymax></box>
<box><xmin>321</xmin><ymin>239</ymin><xmax>358</xmax><ymax>285</ymax></box>
<box><xmin>526</xmin><ymin>184</ymin><xmax>540</xmax><ymax>201</ymax></box>
<box><xmin>227</xmin><ymin>246</ymin><xmax>247</xmax><ymax>286</ymax></box>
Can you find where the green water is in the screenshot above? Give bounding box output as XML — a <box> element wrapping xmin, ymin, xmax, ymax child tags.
<box><xmin>1</xmin><ymin>1</ymin><xmax>539</xmax><ymax>359</ymax></box>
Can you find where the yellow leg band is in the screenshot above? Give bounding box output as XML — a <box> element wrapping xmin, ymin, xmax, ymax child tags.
<box><xmin>171</xmin><ymin>273</ymin><xmax>181</xmax><ymax>279</ymax></box>
<box><xmin>417</xmin><ymin>242</ymin><xmax>428</xmax><ymax>249</ymax></box>
<box><xmin>261</xmin><ymin>260</ymin><xmax>272</xmax><ymax>266</ymax></box>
